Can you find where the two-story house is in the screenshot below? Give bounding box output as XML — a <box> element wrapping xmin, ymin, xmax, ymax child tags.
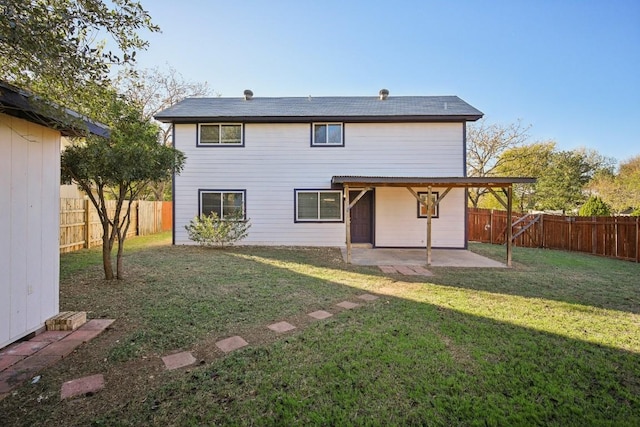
<box><xmin>156</xmin><ymin>90</ymin><xmax>530</xmax><ymax>265</ymax></box>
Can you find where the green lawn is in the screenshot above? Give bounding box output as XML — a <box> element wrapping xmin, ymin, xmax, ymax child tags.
<box><xmin>1</xmin><ymin>233</ymin><xmax>638</xmax><ymax>426</ymax></box>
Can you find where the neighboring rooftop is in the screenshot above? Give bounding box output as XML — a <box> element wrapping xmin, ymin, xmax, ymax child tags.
<box><xmin>0</xmin><ymin>80</ymin><xmax>110</xmax><ymax>138</ymax></box>
<box><xmin>155</xmin><ymin>90</ymin><xmax>483</xmax><ymax>123</ymax></box>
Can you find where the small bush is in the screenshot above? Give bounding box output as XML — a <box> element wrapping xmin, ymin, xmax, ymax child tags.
<box><xmin>185</xmin><ymin>210</ymin><xmax>251</xmax><ymax>248</ymax></box>
<box><xmin>579</xmin><ymin>196</ymin><xmax>611</xmax><ymax>216</ymax></box>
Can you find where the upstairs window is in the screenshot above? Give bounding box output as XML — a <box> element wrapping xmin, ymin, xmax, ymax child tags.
<box><xmin>200</xmin><ymin>190</ymin><xmax>246</xmax><ymax>219</ymax></box>
<box><xmin>198</xmin><ymin>124</ymin><xmax>243</xmax><ymax>146</ymax></box>
<box><xmin>295</xmin><ymin>190</ymin><xmax>343</xmax><ymax>222</ymax></box>
<box><xmin>312</xmin><ymin>123</ymin><xmax>343</xmax><ymax>146</ymax></box>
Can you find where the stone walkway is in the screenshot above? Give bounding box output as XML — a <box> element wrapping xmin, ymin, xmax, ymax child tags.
<box><xmin>1</xmin><ymin>293</ymin><xmax>383</xmax><ymax>401</ymax></box>
<box><xmin>0</xmin><ymin>319</ymin><xmax>114</xmax><ymax>399</ymax></box>
<box><xmin>160</xmin><ymin>293</ymin><xmax>380</xmax><ymax>374</ymax></box>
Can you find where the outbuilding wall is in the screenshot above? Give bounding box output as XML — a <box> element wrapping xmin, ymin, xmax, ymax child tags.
<box><xmin>0</xmin><ymin>113</ymin><xmax>60</xmax><ymax>348</ymax></box>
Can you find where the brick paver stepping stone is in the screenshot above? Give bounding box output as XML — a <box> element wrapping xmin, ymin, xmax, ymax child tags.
<box><xmin>216</xmin><ymin>336</ymin><xmax>248</xmax><ymax>353</ymax></box>
<box><xmin>393</xmin><ymin>265</ymin><xmax>420</xmax><ymax>275</ymax></box>
<box><xmin>379</xmin><ymin>265</ymin><xmax>398</xmax><ymax>273</ymax></box>
<box><xmin>267</xmin><ymin>321</ymin><xmax>296</xmax><ymax>333</ymax></box>
<box><xmin>336</xmin><ymin>301</ymin><xmax>359</xmax><ymax>309</ymax></box>
<box><xmin>409</xmin><ymin>265</ymin><xmax>433</xmax><ymax>276</ymax></box>
<box><xmin>0</xmin><ymin>341</ymin><xmax>50</xmax><ymax>357</ymax></box>
<box><xmin>308</xmin><ymin>310</ymin><xmax>333</xmax><ymax>320</ymax></box>
<box><xmin>162</xmin><ymin>351</ymin><xmax>196</xmax><ymax>370</ymax></box>
<box><xmin>357</xmin><ymin>294</ymin><xmax>379</xmax><ymax>301</ymax></box>
<box><xmin>60</xmin><ymin>374</ymin><xmax>105</xmax><ymax>400</ymax></box>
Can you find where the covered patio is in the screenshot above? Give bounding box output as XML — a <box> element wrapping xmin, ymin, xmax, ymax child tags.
<box><xmin>332</xmin><ymin>176</ymin><xmax>536</xmax><ymax>267</ymax></box>
<box><xmin>341</xmin><ymin>247</ymin><xmax>506</xmax><ymax>267</ymax></box>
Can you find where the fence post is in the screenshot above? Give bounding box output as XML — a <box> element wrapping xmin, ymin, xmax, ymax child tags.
<box><xmin>636</xmin><ymin>216</ymin><xmax>640</xmax><ymax>262</ymax></box>
<box><xmin>592</xmin><ymin>216</ymin><xmax>597</xmax><ymax>255</ymax></box>
<box><xmin>84</xmin><ymin>198</ymin><xmax>90</xmax><ymax>249</ymax></box>
<box><xmin>615</xmin><ymin>216</ymin><xmax>618</xmax><ymax>259</ymax></box>
<box><xmin>490</xmin><ymin>209</ymin><xmax>494</xmax><ymax>244</ymax></box>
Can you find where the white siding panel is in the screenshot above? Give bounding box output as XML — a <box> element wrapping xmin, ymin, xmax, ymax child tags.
<box><xmin>375</xmin><ymin>187</ymin><xmax>466</xmax><ymax>248</ymax></box>
<box><xmin>0</xmin><ymin>116</ymin><xmax>12</xmax><ymax>346</ymax></box>
<box><xmin>40</xmin><ymin>126</ymin><xmax>60</xmax><ymax>324</ymax></box>
<box><xmin>9</xmin><ymin>117</ymin><xmax>29</xmax><ymax>339</ymax></box>
<box><xmin>0</xmin><ymin>114</ymin><xmax>61</xmax><ymax>348</ymax></box>
<box><xmin>174</xmin><ymin>122</ymin><xmax>465</xmax><ymax>246</ymax></box>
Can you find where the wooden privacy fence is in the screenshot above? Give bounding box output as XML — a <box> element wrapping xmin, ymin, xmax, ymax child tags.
<box><xmin>468</xmin><ymin>208</ymin><xmax>640</xmax><ymax>262</ymax></box>
<box><xmin>60</xmin><ymin>199</ymin><xmax>163</xmax><ymax>253</ymax></box>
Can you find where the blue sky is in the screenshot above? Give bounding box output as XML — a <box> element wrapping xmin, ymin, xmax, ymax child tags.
<box><xmin>132</xmin><ymin>0</ymin><xmax>639</xmax><ymax>164</ymax></box>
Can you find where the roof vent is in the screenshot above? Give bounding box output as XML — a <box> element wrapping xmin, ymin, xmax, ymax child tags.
<box><xmin>379</xmin><ymin>88</ymin><xmax>389</xmax><ymax>100</ymax></box>
<box><xmin>243</xmin><ymin>89</ymin><xmax>253</xmax><ymax>100</ymax></box>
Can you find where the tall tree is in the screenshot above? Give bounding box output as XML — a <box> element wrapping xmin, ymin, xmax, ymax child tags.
<box><xmin>589</xmin><ymin>155</ymin><xmax>640</xmax><ymax>212</ymax></box>
<box><xmin>116</xmin><ymin>65</ymin><xmax>213</xmax><ymax>200</ymax></box>
<box><xmin>534</xmin><ymin>150</ymin><xmax>594</xmax><ymax>212</ymax></box>
<box><xmin>0</xmin><ymin>0</ymin><xmax>158</xmax><ymax>116</ymax></box>
<box><xmin>493</xmin><ymin>141</ymin><xmax>556</xmax><ymax>211</ymax></box>
<box><xmin>466</xmin><ymin>119</ymin><xmax>531</xmax><ymax>207</ymax></box>
<box><xmin>61</xmin><ymin>93</ymin><xmax>185</xmax><ymax>280</ymax></box>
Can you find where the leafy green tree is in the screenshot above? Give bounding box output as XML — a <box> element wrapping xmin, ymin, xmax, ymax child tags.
<box><xmin>61</xmin><ymin>94</ymin><xmax>185</xmax><ymax>280</ymax></box>
<box><xmin>591</xmin><ymin>155</ymin><xmax>640</xmax><ymax>213</ymax></box>
<box><xmin>0</xmin><ymin>0</ymin><xmax>158</xmax><ymax>116</ymax></box>
<box><xmin>116</xmin><ymin>65</ymin><xmax>214</xmax><ymax>200</ymax></box>
<box><xmin>579</xmin><ymin>196</ymin><xmax>611</xmax><ymax>216</ymax></box>
<box><xmin>535</xmin><ymin>150</ymin><xmax>594</xmax><ymax>212</ymax></box>
<box><xmin>492</xmin><ymin>141</ymin><xmax>556</xmax><ymax>211</ymax></box>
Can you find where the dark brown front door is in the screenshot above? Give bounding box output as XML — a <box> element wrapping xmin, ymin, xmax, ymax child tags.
<box><xmin>349</xmin><ymin>190</ymin><xmax>373</xmax><ymax>244</ymax></box>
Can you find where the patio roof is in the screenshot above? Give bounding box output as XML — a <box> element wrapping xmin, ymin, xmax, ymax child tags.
<box><xmin>333</xmin><ymin>175</ymin><xmax>537</xmax><ymax>268</ymax></box>
<box><xmin>331</xmin><ymin>176</ymin><xmax>536</xmax><ymax>188</ymax></box>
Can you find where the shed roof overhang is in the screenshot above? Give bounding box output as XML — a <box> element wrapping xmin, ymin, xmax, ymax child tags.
<box><xmin>0</xmin><ymin>81</ymin><xmax>110</xmax><ymax>138</ymax></box>
<box><xmin>331</xmin><ymin>176</ymin><xmax>537</xmax><ymax>188</ymax></box>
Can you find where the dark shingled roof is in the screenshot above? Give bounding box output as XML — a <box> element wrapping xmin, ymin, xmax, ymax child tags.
<box><xmin>0</xmin><ymin>81</ymin><xmax>110</xmax><ymax>137</ymax></box>
<box><xmin>155</xmin><ymin>95</ymin><xmax>483</xmax><ymax>123</ymax></box>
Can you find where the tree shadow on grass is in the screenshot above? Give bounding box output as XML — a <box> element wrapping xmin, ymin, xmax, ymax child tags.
<box><xmin>5</xmin><ymin>243</ymin><xmax>640</xmax><ymax>426</ymax></box>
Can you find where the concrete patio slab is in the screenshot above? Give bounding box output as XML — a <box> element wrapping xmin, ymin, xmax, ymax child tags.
<box><xmin>216</xmin><ymin>336</ymin><xmax>248</xmax><ymax>353</ymax></box>
<box><xmin>308</xmin><ymin>310</ymin><xmax>333</xmax><ymax>320</ymax></box>
<box><xmin>60</xmin><ymin>374</ymin><xmax>105</xmax><ymax>400</ymax></box>
<box><xmin>267</xmin><ymin>321</ymin><xmax>297</xmax><ymax>333</ymax></box>
<box><xmin>162</xmin><ymin>351</ymin><xmax>196</xmax><ymax>370</ymax></box>
<box><xmin>343</xmin><ymin>248</ymin><xmax>506</xmax><ymax>267</ymax></box>
<box><xmin>336</xmin><ymin>301</ymin><xmax>359</xmax><ymax>309</ymax></box>
<box><xmin>379</xmin><ymin>265</ymin><xmax>398</xmax><ymax>273</ymax></box>
<box><xmin>357</xmin><ymin>294</ymin><xmax>379</xmax><ymax>301</ymax></box>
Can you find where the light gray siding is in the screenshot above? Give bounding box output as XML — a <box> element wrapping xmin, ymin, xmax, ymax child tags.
<box><xmin>1</xmin><ymin>113</ymin><xmax>60</xmax><ymax>348</ymax></box>
<box><xmin>174</xmin><ymin>122</ymin><xmax>465</xmax><ymax>246</ymax></box>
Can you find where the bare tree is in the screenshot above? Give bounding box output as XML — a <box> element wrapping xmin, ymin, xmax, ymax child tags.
<box><xmin>466</xmin><ymin>119</ymin><xmax>531</xmax><ymax>207</ymax></box>
<box><xmin>116</xmin><ymin>65</ymin><xmax>214</xmax><ymax>200</ymax></box>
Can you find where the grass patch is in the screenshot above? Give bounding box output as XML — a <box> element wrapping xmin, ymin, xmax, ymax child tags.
<box><xmin>1</xmin><ymin>236</ymin><xmax>638</xmax><ymax>426</ymax></box>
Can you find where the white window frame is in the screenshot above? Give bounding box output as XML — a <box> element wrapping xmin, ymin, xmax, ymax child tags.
<box><xmin>311</xmin><ymin>123</ymin><xmax>344</xmax><ymax>146</ymax></box>
<box><xmin>198</xmin><ymin>123</ymin><xmax>244</xmax><ymax>146</ymax></box>
<box><xmin>199</xmin><ymin>190</ymin><xmax>246</xmax><ymax>219</ymax></box>
<box><xmin>295</xmin><ymin>189</ymin><xmax>344</xmax><ymax>222</ymax></box>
